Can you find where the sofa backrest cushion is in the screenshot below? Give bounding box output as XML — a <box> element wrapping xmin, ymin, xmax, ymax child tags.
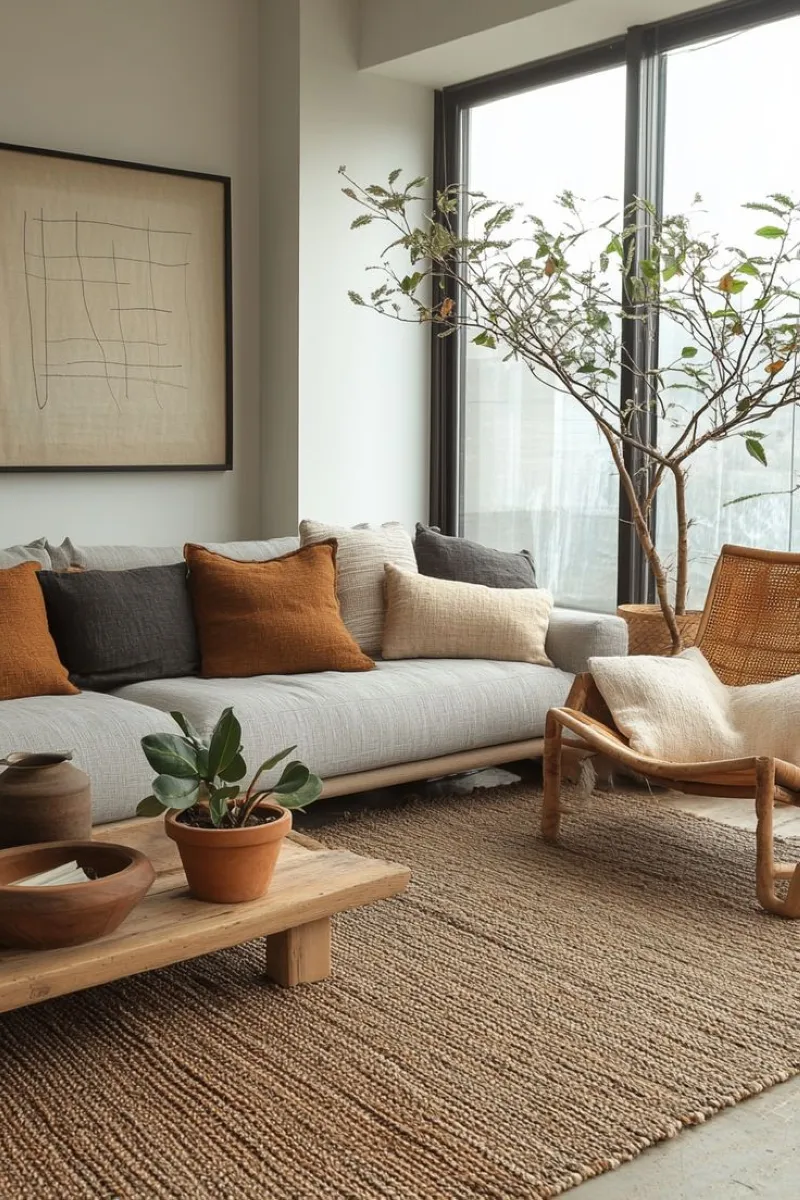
<box><xmin>185</xmin><ymin>540</ymin><xmax>375</xmax><ymax>677</ymax></box>
<box><xmin>0</xmin><ymin>539</ymin><xmax>51</xmax><ymax>570</ymax></box>
<box><xmin>67</xmin><ymin>537</ymin><xmax>300</xmax><ymax>571</ymax></box>
<box><xmin>38</xmin><ymin>563</ymin><xmax>199</xmax><ymax>691</ymax></box>
<box><xmin>0</xmin><ymin>563</ymin><xmax>78</xmax><ymax>700</ymax></box>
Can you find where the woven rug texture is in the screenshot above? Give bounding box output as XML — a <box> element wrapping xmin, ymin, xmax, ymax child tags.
<box><xmin>1</xmin><ymin>781</ymin><xmax>799</xmax><ymax>1200</ymax></box>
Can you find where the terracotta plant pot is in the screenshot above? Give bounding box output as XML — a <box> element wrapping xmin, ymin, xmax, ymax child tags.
<box><xmin>616</xmin><ymin>604</ymin><xmax>703</xmax><ymax>656</ymax></box>
<box><xmin>165</xmin><ymin>801</ymin><xmax>291</xmax><ymax>903</ymax></box>
<box><xmin>0</xmin><ymin>752</ymin><xmax>92</xmax><ymax>850</ymax></box>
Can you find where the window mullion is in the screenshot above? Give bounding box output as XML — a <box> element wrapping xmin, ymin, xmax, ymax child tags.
<box><xmin>617</xmin><ymin>26</ymin><xmax>667</xmax><ymax>606</ymax></box>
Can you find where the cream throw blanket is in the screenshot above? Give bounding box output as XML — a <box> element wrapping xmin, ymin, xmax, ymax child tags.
<box><xmin>589</xmin><ymin>647</ymin><xmax>800</xmax><ymax>765</ymax></box>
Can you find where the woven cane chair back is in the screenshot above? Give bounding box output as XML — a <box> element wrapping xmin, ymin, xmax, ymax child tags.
<box><xmin>696</xmin><ymin>544</ymin><xmax>800</xmax><ymax>685</ymax></box>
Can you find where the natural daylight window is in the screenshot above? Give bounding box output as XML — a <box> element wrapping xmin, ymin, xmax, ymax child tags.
<box><xmin>439</xmin><ymin>1</ymin><xmax>800</xmax><ymax>611</ymax></box>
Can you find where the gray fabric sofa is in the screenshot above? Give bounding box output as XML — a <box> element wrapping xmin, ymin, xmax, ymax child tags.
<box><xmin>0</xmin><ymin>538</ymin><xmax>627</xmax><ymax>824</ymax></box>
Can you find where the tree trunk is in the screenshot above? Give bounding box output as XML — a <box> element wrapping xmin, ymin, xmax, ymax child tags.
<box><xmin>604</xmin><ymin>433</ymin><xmax>683</xmax><ymax>654</ymax></box>
<box><xmin>673</xmin><ymin>464</ymin><xmax>689</xmax><ymax>617</ymax></box>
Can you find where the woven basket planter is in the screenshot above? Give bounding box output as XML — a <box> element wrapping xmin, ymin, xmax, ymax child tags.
<box><xmin>617</xmin><ymin>604</ymin><xmax>703</xmax><ymax>656</ymax></box>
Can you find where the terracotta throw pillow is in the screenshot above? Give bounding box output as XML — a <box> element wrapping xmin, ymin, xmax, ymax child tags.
<box><xmin>185</xmin><ymin>541</ymin><xmax>374</xmax><ymax>677</ymax></box>
<box><xmin>0</xmin><ymin>562</ymin><xmax>77</xmax><ymax>700</ymax></box>
<box><xmin>381</xmin><ymin>565</ymin><xmax>553</xmax><ymax>665</ymax></box>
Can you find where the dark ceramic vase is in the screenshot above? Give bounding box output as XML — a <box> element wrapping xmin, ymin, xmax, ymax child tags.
<box><xmin>0</xmin><ymin>752</ymin><xmax>92</xmax><ymax>849</ymax></box>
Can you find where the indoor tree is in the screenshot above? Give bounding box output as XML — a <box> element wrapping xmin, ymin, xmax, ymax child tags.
<box><xmin>342</xmin><ymin>167</ymin><xmax>800</xmax><ymax>652</ymax></box>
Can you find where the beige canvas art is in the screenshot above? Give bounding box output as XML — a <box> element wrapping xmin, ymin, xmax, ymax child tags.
<box><xmin>0</xmin><ymin>146</ymin><xmax>229</xmax><ymax>469</ymax></box>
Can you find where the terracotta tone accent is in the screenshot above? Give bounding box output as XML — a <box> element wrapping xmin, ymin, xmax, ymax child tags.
<box><xmin>165</xmin><ymin>801</ymin><xmax>292</xmax><ymax>903</ymax></box>
<box><xmin>0</xmin><ymin>562</ymin><xmax>77</xmax><ymax>700</ymax></box>
<box><xmin>0</xmin><ymin>752</ymin><xmax>92</xmax><ymax>849</ymax></box>
<box><xmin>0</xmin><ymin>841</ymin><xmax>155</xmax><ymax>949</ymax></box>
<box><xmin>184</xmin><ymin>541</ymin><xmax>375</xmax><ymax>677</ymax></box>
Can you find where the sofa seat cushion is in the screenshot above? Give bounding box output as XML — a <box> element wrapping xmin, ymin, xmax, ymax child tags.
<box><xmin>0</xmin><ymin>692</ymin><xmax>178</xmax><ymax>824</ymax></box>
<box><xmin>113</xmin><ymin>659</ymin><xmax>573</xmax><ymax>779</ymax></box>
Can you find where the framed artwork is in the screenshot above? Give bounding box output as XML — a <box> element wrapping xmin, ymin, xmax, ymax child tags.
<box><xmin>0</xmin><ymin>141</ymin><xmax>232</xmax><ymax>471</ymax></box>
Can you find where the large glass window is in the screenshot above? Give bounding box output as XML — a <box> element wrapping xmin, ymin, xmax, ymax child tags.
<box><xmin>462</xmin><ymin>68</ymin><xmax>626</xmax><ymax>611</ymax></box>
<box><xmin>655</xmin><ymin>13</ymin><xmax>800</xmax><ymax>607</ymax></box>
<box><xmin>442</xmin><ymin>2</ymin><xmax>800</xmax><ymax>613</ymax></box>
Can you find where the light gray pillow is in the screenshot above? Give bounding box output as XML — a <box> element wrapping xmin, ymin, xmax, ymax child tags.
<box><xmin>0</xmin><ymin>538</ymin><xmax>51</xmax><ymax>569</ymax></box>
<box><xmin>414</xmin><ymin>524</ymin><xmax>536</xmax><ymax>588</ymax></box>
<box><xmin>66</xmin><ymin>537</ymin><xmax>300</xmax><ymax>571</ymax></box>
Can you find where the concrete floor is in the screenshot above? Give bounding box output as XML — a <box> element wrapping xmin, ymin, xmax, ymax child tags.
<box><xmin>298</xmin><ymin>766</ymin><xmax>800</xmax><ymax>1200</ymax></box>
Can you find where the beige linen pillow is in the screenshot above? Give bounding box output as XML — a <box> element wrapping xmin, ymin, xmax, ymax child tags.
<box><xmin>589</xmin><ymin>647</ymin><xmax>740</xmax><ymax>763</ymax></box>
<box><xmin>381</xmin><ymin>565</ymin><xmax>553</xmax><ymax>664</ymax></box>
<box><xmin>299</xmin><ymin>520</ymin><xmax>417</xmax><ymax>655</ymax></box>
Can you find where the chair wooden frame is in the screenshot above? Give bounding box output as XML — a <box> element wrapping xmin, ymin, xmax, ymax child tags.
<box><xmin>542</xmin><ymin>545</ymin><xmax>800</xmax><ymax>918</ymax></box>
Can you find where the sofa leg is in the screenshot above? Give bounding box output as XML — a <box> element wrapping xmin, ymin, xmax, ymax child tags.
<box><xmin>754</xmin><ymin>758</ymin><xmax>800</xmax><ymax>918</ymax></box>
<box><xmin>542</xmin><ymin>712</ymin><xmax>563</xmax><ymax>842</ymax></box>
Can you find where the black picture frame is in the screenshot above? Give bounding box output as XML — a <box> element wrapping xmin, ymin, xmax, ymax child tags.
<box><xmin>0</xmin><ymin>139</ymin><xmax>232</xmax><ymax>473</ymax></box>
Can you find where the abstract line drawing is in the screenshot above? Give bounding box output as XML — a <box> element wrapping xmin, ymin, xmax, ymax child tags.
<box><xmin>22</xmin><ymin>211</ymin><xmax>190</xmax><ymax>412</ymax></box>
<box><xmin>0</xmin><ymin>141</ymin><xmax>230</xmax><ymax>470</ymax></box>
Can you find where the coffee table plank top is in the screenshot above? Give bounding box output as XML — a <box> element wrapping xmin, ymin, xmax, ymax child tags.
<box><xmin>0</xmin><ymin>816</ymin><xmax>410</xmax><ymax>1014</ymax></box>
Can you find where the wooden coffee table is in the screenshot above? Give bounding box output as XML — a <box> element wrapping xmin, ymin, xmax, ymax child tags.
<box><xmin>0</xmin><ymin>816</ymin><xmax>410</xmax><ymax>1014</ymax></box>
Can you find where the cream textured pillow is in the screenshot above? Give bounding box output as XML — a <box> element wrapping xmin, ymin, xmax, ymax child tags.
<box><xmin>381</xmin><ymin>565</ymin><xmax>553</xmax><ymax>665</ymax></box>
<box><xmin>589</xmin><ymin>647</ymin><xmax>740</xmax><ymax>763</ymax></box>
<box><xmin>299</xmin><ymin>520</ymin><xmax>417</xmax><ymax>655</ymax></box>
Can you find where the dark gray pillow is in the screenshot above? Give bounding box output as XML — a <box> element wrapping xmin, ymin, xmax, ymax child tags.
<box><xmin>414</xmin><ymin>523</ymin><xmax>537</xmax><ymax>588</ymax></box>
<box><xmin>38</xmin><ymin>563</ymin><xmax>199</xmax><ymax>690</ymax></box>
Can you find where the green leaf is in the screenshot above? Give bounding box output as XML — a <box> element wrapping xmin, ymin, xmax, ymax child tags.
<box><xmin>152</xmin><ymin>775</ymin><xmax>199</xmax><ymax>810</ymax></box>
<box><xmin>681</xmin><ymin>346</ymin><xmax>698</xmax><ymax>359</ymax></box>
<box><xmin>576</xmin><ymin>362</ymin><xmax>600</xmax><ymax>373</ymax></box>
<box><xmin>348</xmin><ymin>290</ymin><xmax>365</xmax><ymax>306</ymax></box>
<box><xmin>141</xmin><ymin>733</ymin><xmax>199</xmax><ymax>780</ymax></box>
<box><xmin>274</xmin><ymin>773</ymin><xmax>324</xmax><ymax>811</ymax></box>
<box><xmin>170</xmin><ymin>711</ymin><xmax>203</xmax><ymax>745</ymax></box>
<box><xmin>207</xmin><ymin>708</ymin><xmax>242</xmax><ymax>780</ymax></box>
<box><xmin>745</xmin><ymin>437</ymin><xmax>768</xmax><ymax>466</ymax></box>
<box><xmin>208</xmin><ymin>785</ymin><xmax>240</xmax><ymax>827</ymax></box>
<box><xmin>137</xmin><ymin>794</ymin><xmax>166</xmax><ymax>818</ymax></box>
<box><xmin>472</xmin><ymin>331</ymin><xmax>497</xmax><ymax>349</ymax></box>
<box><xmin>388</xmin><ymin>168</ymin><xmax>401</xmax><ymax>185</ymax></box>
<box><xmin>218</xmin><ymin>753</ymin><xmax>247</xmax><ymax>783</ymax></box>
<box><xmin>246</xmin><ymin>746</ymin><xmax>296</xmax><ymax>797</ymax></box>
<box><xmin>272</xmin><ymin>761</ymin><xmax>310</xmax><ymax>795</ymax></box>
<box><xmin>350</xmin><ymin>214</ymin><xmax>373</xmax><ymax>229</ymax></box>
<box><xmin>755</xmin><ymin>225</ymin><xmax>786</xmax><ymax>239</ymax></box>
<box><xmin>400</xmin><ymin>272</ymin><xmax>424</xmax><ymax>294</ymax></box>
<box><xmin>737</xmin><ymin>261</ymin><xmax>760</xmax><ymax>277</ymax></box>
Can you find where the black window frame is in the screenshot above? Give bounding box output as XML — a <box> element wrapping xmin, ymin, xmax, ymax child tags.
<box><xmin>430</xmin><ymin>0</ymin><xmax>800</xmax><ymax>606</ymax></box>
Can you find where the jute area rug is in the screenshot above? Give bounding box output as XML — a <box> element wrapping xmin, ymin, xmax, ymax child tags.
<box><xmin>1</xmin><ymin>781</ymin><xmax>799</xmax><ymax>1200</ymax></box>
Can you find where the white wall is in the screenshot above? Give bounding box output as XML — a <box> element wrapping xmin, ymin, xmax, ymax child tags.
<box><xmin>362</xmin><ymin>0</ymin><xmax>722</xmax><ymax>87</ymax></box>
<box><xmin>360</xmin><ymin>0</ymin><xmax>572</xmax><ymax>69</ymax></box>
<box><xmin>297</xmin><ymin>0</ymin><xmax>432</xmax><ymax>527</ymax></box>
<box><xmin>0</xmin><ymin>0</ymin><xmax>261</xmax><ymax>546</ymax></box>
<box><xmin>259</xmin><ymin>0</ymin><xmax>301</xmax><ymax>535</ymax></box>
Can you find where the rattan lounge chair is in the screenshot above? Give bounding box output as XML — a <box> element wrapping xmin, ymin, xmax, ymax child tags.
<box><xmin>542</xmin><ymin>544</ymin><xmax>800</xmax><ymax>917</ymax></box>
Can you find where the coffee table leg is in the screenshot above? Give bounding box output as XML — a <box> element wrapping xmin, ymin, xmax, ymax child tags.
<box><xmin>265</xmin><ymin>917</ymin><xmax>332</xmax><ymax>986</ymax></box>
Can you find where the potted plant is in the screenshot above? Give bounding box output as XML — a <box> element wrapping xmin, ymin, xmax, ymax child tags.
<box><xmin>136</xmin><ymin>708</ymin><xmax>323</xmax><ymax>903</ymax></box>
<box><xmin>342</xmin><ymin>168</ymin><xmax>800</xmax><ymax>653</ymax></box>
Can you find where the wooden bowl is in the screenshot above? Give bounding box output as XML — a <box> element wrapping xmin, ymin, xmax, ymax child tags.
<box><xmin>0</xmin><ymin>841</ymin><xmax>155</xmax><ymax>949</ymax></box>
